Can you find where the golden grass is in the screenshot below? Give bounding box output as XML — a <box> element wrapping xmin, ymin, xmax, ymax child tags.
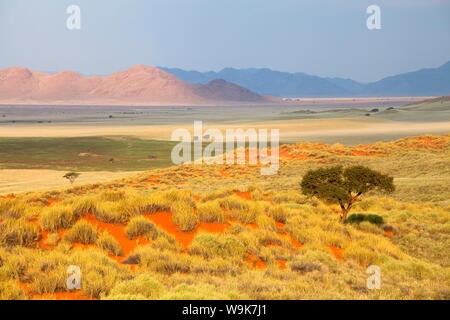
<box><xmin>197</xmin><ymin>201</ymin><xmax>224</xmax><ymax>223</ymax></box>
<box><xmin>64</xmin><ymin>220</ymin><xmax>98</xmax><ymax>244</ymax></box>
<box><xmin>125</xmin><ymin>216</ymin><xmax>158</xmax><ymax>240</ymax></box>
<box><xmin>0</xmin><ymin>219</ymin><xmax>40</xmax><ymax>247</ymax></box>
<box><xmin>0</xmin><ymin>134</ymin><xmax>449</xmax><ymax>300</ymax></box>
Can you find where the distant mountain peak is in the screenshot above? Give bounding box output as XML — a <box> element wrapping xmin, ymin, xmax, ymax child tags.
<box><xmin>0</xmin><ymin>66</ymin><xmax>274</xmax><ymax>105</ymax></box>
<box><xmin>162</xmin><ymin>61</ymin><xmax>450</xmax><ymax>98</ymax></box>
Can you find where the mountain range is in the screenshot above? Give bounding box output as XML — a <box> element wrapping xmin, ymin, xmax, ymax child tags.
<box><xmin>160</xmin><ymin>61</ymin><xmax>450</xmax><ymax>98</ymax></box>
<box><xmin>0</xmin><ymin>65</ymin><xmax>273</xmax><ymax>105</ymax></box>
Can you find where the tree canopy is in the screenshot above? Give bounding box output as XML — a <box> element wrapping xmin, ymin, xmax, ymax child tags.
<box><xmin>300</xmin><ymin>165</ymin><xmax>395</xmax><ymax>222</ymax></box>
<box><xmin>63</xmin><ymin>172</ymin><xmax>80</xmax><ymax>185</ymax></box>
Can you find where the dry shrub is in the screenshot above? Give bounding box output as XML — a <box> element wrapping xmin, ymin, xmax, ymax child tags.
<box><xmin>65</xmin><ymin>220</ymin><xmax>98</xmax><ymax>244</ymax></box>
<box><xmin>95</xmin><ymin>201</ymin><xmax>130</xmax><ymax>224</ymax></box>
<box><xmin>40</xmin><ymin>205</ymin><xmax>74</xmax><ymax>232</ymax></box>
<box><xmin>0</xmin><ymin>219</ymin><xmax>40</xmax><ymax>247</ymax></box>
<box><xmin>198</xmin><ymin>201</ymin><xmax>224</xmax><ymax>223</ymax></box>
<box><xmin>189</xmin><ymin>233</ymin><xmax>247</xmax><ymax>259</ymax></box>
<box><xmin>105</xmin><ymin>274</ymin><xmax>163</xmax><ymax>300</ymax></box>
<box><xmin>125</xmin><ymin>216</ymin><xmax>158</xmax><ymax>240</ymax></box>
<box><xmin>172</xmin><ymin>202</ymin><xmax>199</xmax><ymax>232</ymax></box>
<box><xmin>97</xmin><ymin>231</ymin><xmax>123</xmax><ymax>256</ymax></box>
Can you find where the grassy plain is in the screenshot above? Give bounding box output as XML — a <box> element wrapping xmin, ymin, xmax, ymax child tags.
<box><xmin>0</xmin><ymin>134</ymin><xmax>449</xmax><ymax>300</ymax></box>
<box><xmin>0</xmin><ymin>98</ymin><xmax>449</xmax><ymax>300</ymax></box>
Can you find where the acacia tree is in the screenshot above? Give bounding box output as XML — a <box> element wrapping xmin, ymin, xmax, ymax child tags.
<box><xmin>300</xmin><ymin>165</ymin><xmax>395</xmax><ymax>223</ymax></box>
<box><xmin>63</xmin><ymin>172</ymin><xmax>80</xmax><ymax>185</ymax></box>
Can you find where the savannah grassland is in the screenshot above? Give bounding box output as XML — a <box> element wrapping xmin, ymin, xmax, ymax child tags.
<box><xmin>0</xmin><ymin>98</ymin><xmax>449</xmax><ymax>300</ymax></box>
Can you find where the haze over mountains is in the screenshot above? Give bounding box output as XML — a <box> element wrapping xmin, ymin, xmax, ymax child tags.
<box><xmin>1</xmin><ymin>62</ymin><xmax>449</xmax><ymax>106</ymax></box>
<box><xmin>0</xmin><ymin>65</ymin><xmax>271</xmax><ymax>105</ymax></box>
<box><xmin>161</xmin><ymin>61</ymin><xmax>450</xmax><ymax>98</ymax></box>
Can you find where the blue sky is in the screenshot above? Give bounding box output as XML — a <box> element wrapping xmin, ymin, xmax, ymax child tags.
<box><xmin>0</xmin><ymin>0</ymin><xmax>449</xmax><ymax>82</ymax></box>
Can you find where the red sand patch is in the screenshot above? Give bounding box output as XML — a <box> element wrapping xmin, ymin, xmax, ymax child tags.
<box><xmin>197</xmin><ymin>221</ymin><xmax>230</xmax><ymax>234</ymax></box>
<box><xmin>83</xmin><ymin>214</ymin><xmax>149</xmax><ymax>258</ymax></box>
<box><xmin>235</xmin><ymin>191</ymin><xmax>251</xmax><ymax>200</ymax></box>
<box><xmin>0</xmin><ymin>195</ymin><xmax>16</xmax><ymax>200</ymax></box>
<box><xmin>328</xmin><ymin>246</ymin><xmax>343</xmax><ymax>260</ymax></box>
<box><xmin>143</xmin><ymin>180</ymin><xmax>161</xmax><ymax>184</ymax></box>
<box><xmin>38</xmin><ymin>230</ymin><xmax>55</xmax><ymax>250</ymax></box>
<box><xmin>228</xmin><ymin>219</ymin><xmax>258</xmax><ymax>230</ymax></box>
<box><xmin>143</xmin><ymin>212</ymin><xmax>194</xmax><ymax>249</ymax></box>
<box><xmin>277</xmin><ymin>259</ymin><xmax>287</xmax><ymax>269</ymax></box>
<box><xmin>19</xmin><ymin>282</ymin><xmax>95</xmax><ymax>300</ymax></box>
<box><xmin>45</xmin><ymin>198</ymin><xmax>60</xmax><ymax>207</ymax></box>
<box><xmin>275</xmin><ymin>221</ymin><xmax>285</xmax><ymax>229</ymax></box>
<box><xmin>143</xmin><ymin>212</ymin><xmax>229</xmax><ymax>249</ymax></box>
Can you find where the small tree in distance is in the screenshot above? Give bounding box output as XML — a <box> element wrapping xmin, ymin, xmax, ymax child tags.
<box><xmin>63</xmin><ymin>172</ymin><xmax>80</xmax><ymax>185</ymax></box>
<box><xmin>300</xmin><ymin>165</ymin><xmax>395</xmax><ymax>223</ymax></box>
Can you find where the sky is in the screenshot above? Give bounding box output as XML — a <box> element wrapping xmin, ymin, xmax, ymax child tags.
<box><xmin>0</xmin><ymin>0</ymin><xmax>449</xmax><ymax>82</ymax></box>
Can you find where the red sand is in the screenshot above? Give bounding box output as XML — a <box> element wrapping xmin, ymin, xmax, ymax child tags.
<box><xmin>83</xmin><ymin>214</ymin><xmax>149</xmax><ymax>258</ymax></box>
<box><xmin>328</xmin><ymin>246</ymin><xmax>343</xmax><ymax>260</ymax></box>
<box><xmin>235</xmin><ymin>191</ymin><xmax>252</xmax><ymax>200</ymax></box>
<box><xmin>143</xmin><ymin>212</ymin><xmax>229</xmax><ymax>249</ymax></box>
<box><xmin>277</xmin><ymin>259</ymin><xmax>287</xmax><ymax>269</ymax></box>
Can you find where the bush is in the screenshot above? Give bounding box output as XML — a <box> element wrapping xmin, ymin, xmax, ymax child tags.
<box><xmin>219</xmin><ymin>195</ymin><xmax>250</xmax><ymax>211</ymax></box>
<box><xmin>97</xmin><ymin>231</ymin><xmax>123</xmax><ymax>256</ymax></box>
<box><xmin>172</xmin><ymin>202</ymin><xmax>199</xmax><ymax>232</ymax></box>
<box><xmin>65</xmin><ymin>220</ymin><xmax>98</xmax><ymax>244</ymax></box>
<box><xmin>125</xmin><ymin>216</ymin><xmax>158</xmax><ymax>240</ymax></box>
<box><xmin>105</xmin><ymin>274</ymin><xmax>163</xmax><ymax>300</ymax></box>
<box><xmin>0</xmin><ymin>202</ymin><xmax>26</xmax><ymax>219</ymax></box>
<box><xmin>256</xmin><ymin>214</ymin><xmax>276</xmax><ymax>231</ymax></box>
<box><xmin>95</xmin><ymin>201</ymin><xmax>130</xmax><ymax>224</ymax></box>
<box><xmin>366</xmin><ymin>214</ymin><xmax>384</xmax><ymax>225</ymax></box>
<box><xmin>0</xmin><ymin>280</ymin><xmax>28</xmax><ymax>300</ymax></box>
<box><xmin>346</xmin><ymin>213</ymin><xmax>384</xmax><ymax>225</ymax></box>
<box><xmin>189</xmin><ymin>233</ymin><xmax>247</xmax><ymax>259</ymax></box>
<box><xmin>72</xmin><ymin>196</ymin><xmax>98</xmax><ymax>218</ymax></box>
<box><xmin>267</xmin><ymin>205</ymin><xmax>290</xmax><ymax>223</ymax></box>
<box><xmin>346</xmin><ymin>214</ymin><xmax>366</xmax><ymax>224</ymax></box>
<box><xmin>198</xmin><ymin>201</ymin><xmax>224</xmax><ymax>223</ymax></box>
<box><xmin>100</xmin><ymin>190</ymin><xmax>126</xmax><ymax>202</ymax></box>
<box><xmin>40</xmin><ymin>205</ymin><xmax>74</xmax><ymax>232</ymax></box>
<box><xmin>0</xmin><ymin>219</ymin><xmax>40</xmax><ymax>247</ymax></box>
<box><xmin>127</xmin><ymin>196</ymin><xmax>170</xmax><ymax>215</ymax></box>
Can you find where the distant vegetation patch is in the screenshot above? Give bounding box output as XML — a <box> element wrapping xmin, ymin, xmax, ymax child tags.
<box><xmin>0</xmin><ymin>136</ymin><xmax>178</xmax><ymax>171</ymax></box>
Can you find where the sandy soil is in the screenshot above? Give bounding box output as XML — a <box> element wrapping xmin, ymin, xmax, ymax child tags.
<box><xmin>0</xmin><ymin>169</ymin><xmax>141</xmax><ymax>194</ymax></box>
<box><xmin>1</xmin><ymin>118</ymin><xmax>449</xmax><ymax>142</ymax></box>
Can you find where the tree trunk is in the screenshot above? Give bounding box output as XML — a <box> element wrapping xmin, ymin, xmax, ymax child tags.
<box><xmin>340</xmin><ymin>207</ymin><xmax>350</xmax><ymax>223</ymax></box>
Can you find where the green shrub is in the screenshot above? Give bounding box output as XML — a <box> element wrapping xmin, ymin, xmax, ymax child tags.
<box><xmin>346</xmin><ymin>213</ymin><xmax>384</xmax><ymax>225</ymax></box>
<box><xmin>366</xmin><ymin>214</ymin><xmax>384</xmax><ymax>225</ymax></box>
<box><xmin>346</xmin><ymin>214</ymin><xmax>366</xmax><ymax>224</ymax></box>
